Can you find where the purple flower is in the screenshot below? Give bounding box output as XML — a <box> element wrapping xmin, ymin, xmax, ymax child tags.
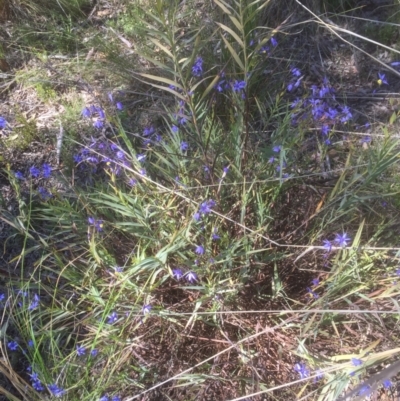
<box><xmin>107</xmin><ymin>311</ymin><xmax>118</xmax><ymax>324</ymax></box>
<box><xmin>272</xmin><ymin>145</ymin><xmax>281</xmax><ymax>153</ymax></box>
<box><xmin>351</xmin><ymin>358</ymin><xmax>362</xmax><ymax>366</ymax></box>
<box><xmin>90</xmin><ymin>349</ymin><xmax>98</xmax><ymax>357</ymax></box>
<box><xmin>28</xmin><ymin>339</ymin><xmax>34</xmax><ymax>347</ymax></box>
<box><xmin>28</xmin><ymin>294</ymin><xmax>40</xmax><ymax>310</ymax></box>
<box><xmin>38</xmin><ymin>187</ymin><xmax>52</xmax><ymax>200</ymax></box>
<box><xmin>193</xmin><ymin>212</ymin><xmax>201</xmax><ymax>222</ymax></box>
<box><xmin>212</xmin><ymin>229</ymin><xmax>220</xmax><ymax>240</ymax></box>
<box><xmin>324</xmin><ymin>239</ymin><xmax>333</xmax><ymax>253</ymax></box>
<box><xmin>199</xmin><ymin>199</ymin><xmax>216</xmax><ymax>215</ymax></box>
<box><xmin>139</xmin><ymin>168</ymin><xmax>146</xmax><ymax>176</ymax></box>
<box><xmin>81</xmin><ymin>107</ymin><xmax>91</xmax><ymax>118</ymax></box>
<box><xmin>192</xmin><ymin>56</ymin><xmax>203</xmax><ymax>77</ymax></box>
<box><xmin>30</xmin><ymin>166</ymin><xmax>40</xmax><ymax>178</ymax></box>
<box><xmin>7</xmin><ymin>341</ymin><xmax>18</xmax><ymax>351</ymax></box>
<box><xmin>116</xmin><ymin>102</ymin><xmax>123</xmax><ymax>110</ymax></box>
<box><xmin>172</xmin><ymin>268</ymin><xmax>183</xmax><ymax>280</ymax></box>
<box><xmin>321</xmin><ymin>125</ymin><xmax>330</xmax><ymax>136</ymax></box>
<box><xmin>294</xmin><ymin>362</ymin><xmax>309</xmax><ymax>379</ymax></box>
<box><xmin>112</xmin><ymin>396</ymin><xmax>121</xmax><ymax>401</ymax></box>
<box><xmin>307</xmin><ymin>287</ymin><xmax>319</xmax><ymax>299</ymax></box>
<box><xmin>270</xmin><ymin>36</ymin><xmax>278</xmax><ymax>47</ymax></box>
<box><xmin>180</xmin><ymin>141</ymin><xmax>188</xmax><ymax>151</ymax></box>
<box><xmin>143</xmin><ymin>126</ymin><xmax>155</xmax><ymax>136</ymax></box>
<box><xmin>97</xmin><ymin>108</ymin><xmax>105</xmax><ymax>119</ymax></box>
<box><xmin>41</xmin><ymin>163</ymin><xmax>52</xmax><ymax>178</ymax></box>
<box><xmin>142</xmin><ymin>304</ymin><xmax>152</xmax><ymax>315</ymax></box>
<box><xmin>0</xmin><ymin>116</ymin><xmax>7</xmax><ymax>129</ymax></box>
<box><xmin>291</xmin><ymin>67</ymin><xmax>301</xmax><ymax>77</ymax></box>
<box><xmin>233</xmin><ymin>80</ymin><xmax>246</xmax><ymax>92</ymax></box>
<box><xmin>223</xmin><ymin>166</ymin><xmax>229</xmax><ymax>174</ymax></box>
<box><xmin>48</xmin><ymin>383</ymin><xmax>66</xmax><ymax>397</ymax></box>
<box><xmin>382</xmin><ymin>379</ymin><xmax>392</xmax><ymax>389</ymax></box>
<box><xmin>195</xmin><ymin>245</ymin><xmax>205</xmax><ymax>255</ymax></box>
<box><xmin>76</xmin><ymin>345</ymin><xmax>86</xmax><ymax>356</ymax></box>
<box><xmin>93</xmin><ymin>119</ymin><xmax>104</xmax><ymax>129</ymax></box>
<box><xmin>116</xmin><ymin>151</ymin><xmax>124</xmax><ymax>159</ymax></box>
<box><xmin>378</xmin><ymin>72</ymin><xmax>388</xmax><ymax>85</ymax></box>
<box><xmin>15</xmin><ymin>171</ymin><xmax>24</xmax><ymax>180</ymax></box>
<box><xmin>171</xmin><ymin>125</ymin><xmax>179</xmax><ymax>133</ymax></box>
<box><xmin>185</xmin><ymin>271</ymin><xmax>198</xmax><ymax>283</ymax></box>
<box><xmin>30</xmin><ymin>372</ymin><xmax>44</xmax><ymax>391</ymax></box>
<box><xmin>335</xmin><ymin>233</ymin><xmax>350</xmax><ymax>247</ymax></box>
<box><xmin>99</xmin><ymin>396</ymin><xmax>109</xmax><ymax>401</ymax></box>
<box><xmin>312</xmin><ymin>278</ymin><xmax>319</xmax><ymax>286</ymax></box>
<box><xmin>358</xmin><ymin>384</ymin><xmax>371</xmax><ymax>396</ymax></box>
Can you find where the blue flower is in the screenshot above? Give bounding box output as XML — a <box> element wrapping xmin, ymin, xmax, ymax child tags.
<box><xmin>99</xmin><ymin>396</ymin><xmax>109</xmax><ymax>401</ymax></box>
<box><xmin>81</xmin><ymin>107</ymin><xmax>91</xmax><ymax>118</ymax></box>
<box><xmin>29</xmin><ymin>166</ymin><xmax>40</xmax><ymax>178</ymax></box>
<box><xmin>32</xmin><ymin>379</ymin><xmax>44</xmax><ymax>391</ymax></box>
<box><xmin>273</xmin><ymin>145</ymin><xmax>281</xmax><ymax>153</ymax></box>
<box><xmin>0</xmin><ymin>294</ymin><xmax>5</xmax><ymax>302</ymax></box>
<box><xmin>94</xmin><ymin>120</ymin><xmax>104</xmax><ymax>129</ymax></box>
<box><xmin>107</xmin><ymin>311</ymin><xmax>118</xmax><ymax>324</ymax></box>
<box><xmin>382</xmin><ymin>378</ymin><xmax>392</xmax><ymax>389</ymax></box>
<box><xmin>143</xmin><ymin>126</ymin><xmax>155</xmax><ymax>136</ymax></box>
<box><xmin>28</xmin><ymin>294</ymin><xmax>40</xmax><ymax>310</ymax></box>
<box><xmin>312</xmin><ymin>278</ymin><xmax>319</xmax><ymax>286</ymax></box>
<box><xmin>38</xmin><ymin>187</ymin><xmax>52</xmax><ymax>200</ymax></box>
<box><xmin>112</xmin><ymin>396</ymin><xmax>121</xmax><ymax>401</ymax></box>
<box><xmin>76</xmin><ymin>345</ymin><xmax>86</xmax><ymax>356</ymax></box>
<box><xmin>291</xmin><ymin>67</ymin><xmax>301</xmax><ymax>77</ymax></box>
<box><xmin>199</xmin><ymin>200</ymin><xmax>216</xmax><ymax>215</ymax></box>
<box><xmin>142</xmin><ymin>304</ymin><xmax>152</xmax><ymax>315</ymax></box>
<box><xmin>97</xmin><ymin>108</ymin><xmax>105</xmax><ymax>119</ymax></box>
<box><xmin>294</xmin><ymin>362</ymin><xmax>309</xmax><ymax>379</ymax></box>
<box><xmin>15</xmin><ymin>171</ymin><xmax>24</xmax><ymax>180</ymax></box>
<box><xmin>172</xmin><ymin>268</ymin><xmax>183</xmax><ymax>280</ymax></box>
<box><xmin>270</xmin><ymin>37</ymin><xmax>278</xmax><ymax>47</ymax></box>
<box><xmin>41</xmin><ymin>163</ymin><xmax>52</xmax><ymax>178</ymax></box>
<box><xmin>180</xmin><ymin>141</ymin><xmax>188</xmax><ymax>151</ymax></box>
<box><xmin>193</xmin><ymin>212</ymin><xmax>201</xmax><ymax>222</ymax></box>
<box><xmin>307</xmin><ymin>287</ymin><xmax>319</xmax><ymax>299</ymax></box>
<box><xmin>335</xmin><ymin>233</ymin><xmax>350</xmax><ymax>247</ymax></box>
<box><xmin>91</xmin><ymin>349</ymin><xmax>99</xmax><ymax>357</ymax></box>
<box><xmin>192</xmin><ymin>57</ymin><xmax>203</xmax><ymax>77</ymax></box>
<box><xmin>351</xmin><ymin>357</ymin><xmax>362</xmax><ymax>366</ymax></box>
<box><xmin>358</xmin><ymin>384</ymin><xmax>371</xmax><ymax>396</ymax></box>
<box><xmin>185</xmin><ymin>271</ymin><xmax>198</xmax><ymax>283</ymax></box>
<box><xmin>232</xmin><ymin>80</ymin><xmax>246</xmax><ymax>92</ymax></box>
<box><xmin>378</xmin><ymin>72</ymin><xmax>388</xmax><ymax>85</ymax></box>
<box><xmin>48</xmin><ymin>383</ymin><xmax>66</xmax><ymax>397</ymax></box>
<box><xmin>0</xmin><ymin>116</ymin><xmax>7</xmax><ymax>129</ymax></box>
<box><xmin>7</xmin><ymin>341</ymin><xmax>18</xmax><ymax>351</ymax></box>
<box><xmin>212</xmin><ymin>229</ymin><xmax>220</xmax><ymax>240</ymax></box>
<box><xmin>116</xmin><ymin>102</ymin><xmax>123</xmax><ymax>110</ymax></box>
<box><xmin>171</xmin><ymin>125</ymin><xmax>179</xmax><ymax>133</ymax></box>
<box><xmin>195</xmin><ymin>245</ymin><xmax>205</xmax><ymax>255</ymax></box>
<box><xmin>28</xmin><ymin>339</ymin><xmax>34</xmax><ymax>347</ymax></box>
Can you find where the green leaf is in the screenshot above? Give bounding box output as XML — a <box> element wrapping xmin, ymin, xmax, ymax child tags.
<box><xmin>216</xmin><ymin>22</ymin><xmax>244</xmax><ymax>48</ymax></box>
<box><xmin>221</xmin><ymin>35</ymin><xmax>245</xmax><ymax>70</ymax></box>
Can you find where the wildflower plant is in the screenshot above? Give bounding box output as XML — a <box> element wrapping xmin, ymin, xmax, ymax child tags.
<box><xmin>2</xmin><ymin>0</ymin><xmax>400</xmax><ymax>400</ymax></box>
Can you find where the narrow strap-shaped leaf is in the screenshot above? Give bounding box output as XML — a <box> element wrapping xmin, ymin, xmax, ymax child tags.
<box><xmin>216</xmin><ymin>22</ymin><xmax>244</xmax><ymax>48</ymax></box>
<box><xmin>221</xmin><ymin>36</ymin><xmax>245</xmax><ymax>70</ymax></box>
